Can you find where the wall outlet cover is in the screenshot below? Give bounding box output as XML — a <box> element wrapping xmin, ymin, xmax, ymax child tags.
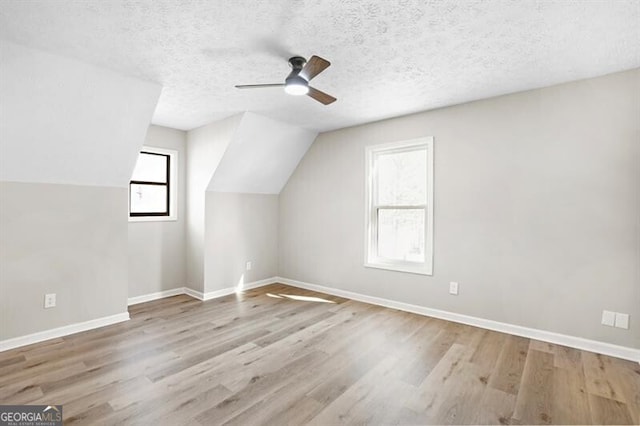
<box><xmin>44</xmin><ymin>293</ymin><xmax>56</xmax><ymax>309</ymax></box>
<box><xmin>601</xmin><ymin>310</ymin><xmax>616</xmax><ymax>327</ymax></box>
<box><xmin>614</xmin><ymin>313</ymin><xmax>629</xmax><ymax>329</ymax></box>
<box><xmin>449</xmin><ymin>282</ymin><xmax>459</xmax><ymax>295</ymax></box>
<box><xmin>246</xmin><ymin>261</ymin><xmax>252</xmax><ymax>271</ymax></box>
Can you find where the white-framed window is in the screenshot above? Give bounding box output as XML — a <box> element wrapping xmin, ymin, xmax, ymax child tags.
<box><xmin>129</xmin><ymin>146</ymin><xmax>178</xmax><ymax>222</ymax></box>
<box><xmin>365</xmin><ymin>137</ymin><xmax>434</xmax><ymax>275</ymax></box>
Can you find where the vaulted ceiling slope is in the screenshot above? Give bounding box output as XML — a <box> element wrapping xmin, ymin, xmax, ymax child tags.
<box><xmin>0</xmin><ymin>1</ymin><xmax>637</xmax><ymax>132</ymax></box>
<box><xmin>208</xmin><ymin>112</ymin><xmax>317</xmax><ymax>194</ymax></box>
<box><xmin>186</xmin><ymin>112</ymin><xmax>316</xmax><ymax>195</ymax></box>
<box><xmin>0</xmin><ymin>40</ymin><xmax>161</xmax><ymax>187</ymax></box>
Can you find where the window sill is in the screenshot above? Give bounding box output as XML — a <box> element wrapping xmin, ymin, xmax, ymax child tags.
<box><xmin>129</xmin><ymin>216</ymin><xmax>177</xmax><ymax>223</ymax></box>
<box><xmin>364</xmin><ymin>261</ymin><xmax>432</xmax><ymax>276</ymax></box>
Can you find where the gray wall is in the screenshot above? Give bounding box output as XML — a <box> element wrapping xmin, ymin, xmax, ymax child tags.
<box><xmin>0</xmin><ymin>182</ymin><xmax>129</xmax><ymax>340</ymax></box>
<box><xmin>128</xmin><ymin>125</ymin><xmax>187</xmax><ymax>298</ymax></box>
<box><xmin>205</xmin><ymin>192</ymin><xmax>278</xmax><ymax>292</ymax></box>
<box><xmin>185</xmin><ymin>113</ymin><xmax>310</xmax><ymax>294</ymax></box>
<box><xmin>279</xmin><ymin>69</ymin><xmax>640</xmax><ymax>348</ymax></box>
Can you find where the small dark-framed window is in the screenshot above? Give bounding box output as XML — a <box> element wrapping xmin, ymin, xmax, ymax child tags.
<box><xmin>129</xmin><ymin>151</ymin><xmax>170</xmax><ymax>217</ymax></box>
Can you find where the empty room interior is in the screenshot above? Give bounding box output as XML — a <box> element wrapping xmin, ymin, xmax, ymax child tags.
<box><xmin>0</xmin><ymin>1</ymin><xmax>639</xmax><ymax>425</ymax></box>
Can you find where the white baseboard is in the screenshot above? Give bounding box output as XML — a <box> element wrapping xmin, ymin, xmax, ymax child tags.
<box><xmin>275</xmin><ymin>276</ymin><xmax>640</xmax><ymax>363</ymax></box>
<box><xmin>7</xmin><ymin>277</ymin><xmax>635</xmax><ymax>362</ymax></box>
<box><xmin>188</xmin><ymin>277</ymin><xmax>278</xmax><ymax>301</ymax></box>
<box><xmin>184</xmin><ymin>287</ymin><xmax>205</xmax><ymax>300</ymax></box>
<box><xmin>128</xmin><ymin>287</ymin><xmax>185</xmax><ymax>305</ymax></box>
<box><xmin>155</xmin><ymin>277</ymin><xmax>279</xmax><ymax>302</ymax></box>
<box><xmin>1</xmin><ymin>278</ymin><xmax>280</xmax><ymax>352</ymax></box>
<box><xmin>0</xmin><ymin>312</ymin><xmax>130</xmax><ymax>352</ymax></box>
<box><xmin>197</xmin><ymin>287</ymin><xmax>234</xmax><ymax>301</ymax></box>
<box><xmin>238</xmin><ymin>277</ymin><xmax>280</xmax><ymax>292</ymax></box>
<box><xmin>128</xmin><ymin>278</ymin><xmax>278</xmax><ymax>303</ymax></box>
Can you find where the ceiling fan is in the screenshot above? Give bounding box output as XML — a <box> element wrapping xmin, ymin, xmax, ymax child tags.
<box><xmin>235</xmin><ymin>56</ymin><xmax>336</xmax><ymax>105</ymax></box>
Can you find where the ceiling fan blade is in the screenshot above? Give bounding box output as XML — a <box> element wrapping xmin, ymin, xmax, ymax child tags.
<box><xmin>307</xmin><ymin>87</ymin><xmax>336</xmax><ymax>105</ymax></box>
<box><xmin>235</xmin><ymin>83</ymin><xmax>284</xmax><ymax>89</ymax></box>
<box><xmin>299</xmin><ymin>55</ymin><xmax>330</xmax><ymax>81</ymax></box>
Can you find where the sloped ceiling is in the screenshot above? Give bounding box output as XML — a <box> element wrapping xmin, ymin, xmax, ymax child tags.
<box><xmin>0</xmin><ymin>40</ymin><xmax>161</xmax><ymax>187</ymax></box>
<box><xmin>187</xmin><ymin>114</ymin><xmax>243</xmax><ymax>199</ymax></box>
<box><xmin>207</xmin><ymin>112</ymin><xmax>317</xmax><ymax>194</ymax></box>
<box><xmin>0</xmin><ymin>1</ymin><xmax>638</xmax><ymax>132</ymax></box>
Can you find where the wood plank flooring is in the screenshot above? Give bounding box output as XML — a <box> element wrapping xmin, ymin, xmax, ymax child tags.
<box><xmin>0</xmin><ymin>283</ymin><xmax>638</xmax><ymax>425</ymax></box>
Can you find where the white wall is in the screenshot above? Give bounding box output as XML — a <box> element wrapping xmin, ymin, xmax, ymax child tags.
<box><xmin>209</xmin><ymin>112</ymin><xmax>317</xmax><ymax>194</ymax></box>
<box><xmin>279</xmin><ymin>69</ymin><xmax>640</xmax><ymax>349</ymax></box>
<box><xmin>128</xmin><ymin>125</ymin><xmax>187</xmax><ymax>298</ymax></box>
<box><xmin>186</xmin><ymin>115</ymin><xmax>241</xmax><ymax>292</ymax></box>
<box><xmin>204</xmin><ymin>192</ymin><xmax>278</xmax><ymax>292</ymax></box>
<box><xmin>0</xmin><ymin>40</ymin><xmax>160</xmax><ymax>187</ymax></box>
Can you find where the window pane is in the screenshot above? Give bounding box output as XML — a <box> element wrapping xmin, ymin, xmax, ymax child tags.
<box><xmin>131</xmin><ymin>152</ymin><xmax>168</xmax><ymax>183</ymax></box>
<box><xmin>130</xmin><ymin>184</ymin><xmax>168</xmax><ymax>214</ymax></box>
<box><xmin>376</xmin><ymin>148</ymin><xmax>426</xmax><ymax>205</ymax></box>
<box><xmin>377</xmin><ymin>208</ymin><xmax>425</xmax><ymax>262</ymax></box>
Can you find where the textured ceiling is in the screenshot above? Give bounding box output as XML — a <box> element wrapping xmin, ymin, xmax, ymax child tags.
<box><xmin>0</xmin><ymin>0</ymin><xmax>638</xmax><ymax>132</ymax></box>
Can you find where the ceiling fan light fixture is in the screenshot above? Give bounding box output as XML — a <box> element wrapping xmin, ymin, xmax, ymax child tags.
<box><xmin>284</xmin><ymin>75</ymin><xmax>309</xmax><ymax>96</ymax></box>
<box><xmin>284</xmin><ymin>83</ymin><xmax>309</xmax><ymax>96</ymax></box>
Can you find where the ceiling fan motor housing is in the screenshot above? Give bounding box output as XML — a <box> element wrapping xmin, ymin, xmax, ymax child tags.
<box><xmin>287</xmin><ymin>56</ymin><xmax>308</xmax><ymax>82</ymax></box>
<box><xmin>288</xmin><ymin>56</ymin><xmax>307</xmax><ymax>72</ymax></box>
<box><xmin>285</xmin><ymin>56</ymin><xmax>310</xmax><ymax>95</ymax></box>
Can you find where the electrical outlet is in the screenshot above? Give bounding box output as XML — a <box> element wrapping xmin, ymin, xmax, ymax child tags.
<box><xmin>449</xmin><ymin>282</ymin><xmax>459</xmax><ymax>295</ymax></box>
<box><xmin>614</xmin><ymin>313</ymin><xmax>629</xmax><ymax>329</ymax></box>
<box><xmin>246</xmin><ymin>261</ymin><xmax>252</xmax><ymax>271</ymax></box>
<box><xmin>44</xmin><ymin>293</ymin><xmax>56</xmax><ymax>309</ymax></box>
<box><xmin>601</xmin><ymin>310</ymin><xmax>615</xmax><ymax>327</ymax></box>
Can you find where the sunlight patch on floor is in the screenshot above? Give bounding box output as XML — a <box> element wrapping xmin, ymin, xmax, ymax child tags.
<box><xmin>266</xmin><ymin>292</ymin><xmax>335</xmax><ymax>303</ymax></box>
<box><xmin>266</xmin><ymin>293</ymin><xmax>284</xmax><ymax>299</ymax></box>
<box><xmin>283</xmin><ymin>294</ymin><xmax>335</xmax><ymax>303</ymax></box>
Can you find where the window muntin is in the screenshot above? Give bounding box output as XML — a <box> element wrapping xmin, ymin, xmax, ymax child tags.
<box><xmin>129</xmin><ymin>151</ymin><xmax>170</xmax><ymax>217</ymax></box>
<box><xmin>365</xmin><ymin>138</ymin><xmax>433</xmax><ymax>275</ymax></box>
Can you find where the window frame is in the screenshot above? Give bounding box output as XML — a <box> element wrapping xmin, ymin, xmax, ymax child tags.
<box><xmin>364</xmin><ymin>137</ymin><xmax>434</xmax><ymax>275</ymax></box>
<box><xmin>129</xmin><ymin>146</ymin><xmax>178</xmax><ymax>222</ymax></box>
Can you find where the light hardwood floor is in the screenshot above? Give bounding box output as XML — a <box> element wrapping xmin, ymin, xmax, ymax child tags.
<box><xmin>0</xmin><ymin>283</ymin><xmax>638</xmax><ymax>425</ymax></box>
